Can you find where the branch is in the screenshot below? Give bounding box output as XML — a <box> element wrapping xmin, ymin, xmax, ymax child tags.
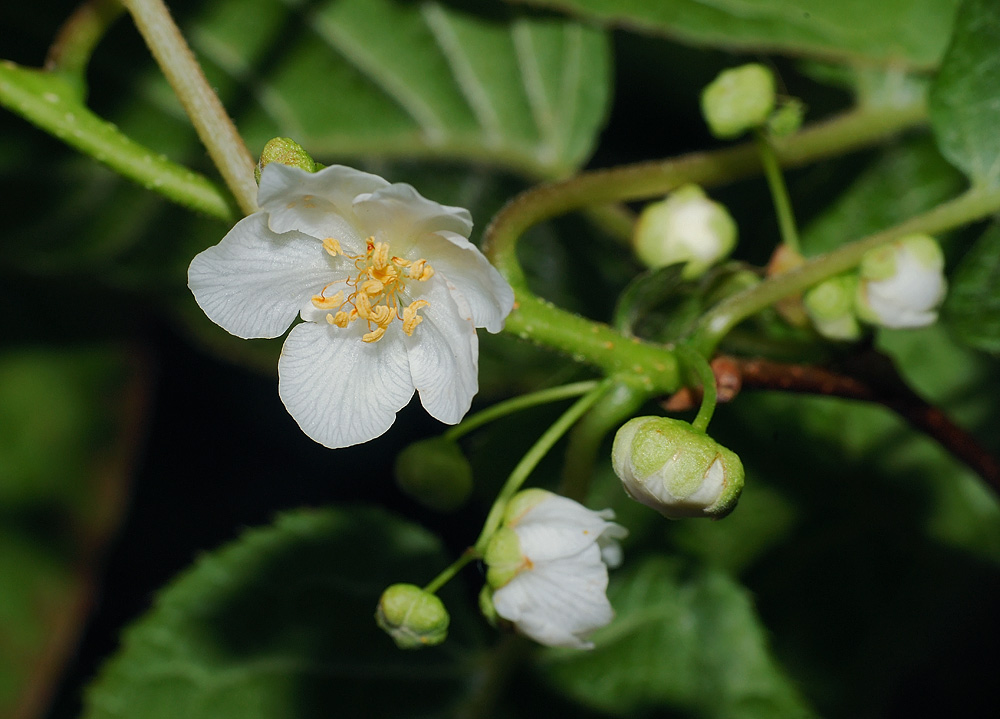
<box><xmin>664</xmin><ymin>353</ymin><xmax>1000</xmax><ymax>497</ymax></box>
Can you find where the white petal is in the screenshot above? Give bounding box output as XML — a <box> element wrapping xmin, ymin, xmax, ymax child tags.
<box><xmin>277</xmin><ymin>321</ymin><xmax>414</xmax><ymax>448</ymax></box>
<box><xmin>352</xmin><ymin>183</ymin><xmax>473</xmax><ymax>248</ymax></box>
<box><xmin>403</xmin><ymin>278</ymin><xmax>478</xmax><ymax>425</ymax></box>
<box><xmin>188</xmin><ymin>214</ymin><xmax>340</xmax><ymax>339</ymax></box>
<box><xmin>258</xmin><ymin>164</ymin><xmax>387</xmax><ymax>249</ymax></box>
<box><xmin>413</xmin><ymin>232</ymin><xmax>514</xmax><ymax>333</ymax></box>
<box><xmin>492</xmin><ymin>545</ymin><xmax>614</xmax><ymax>648</ymax></box>
<box><xmin>510</xmin><ymin>494</ymin><xmax>626</xmax><ymax>562</ymax></box>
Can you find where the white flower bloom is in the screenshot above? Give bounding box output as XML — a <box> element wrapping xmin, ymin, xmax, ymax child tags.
<box><xmin>856</xmin><ymin>234</ymin><xmax>947</xmax><ymax>329</ymax></box>
<box><xmin>188</xmin><ymin>164</ymin><xmax>514</xmax><ymax>448</ymax></box>
<box><xmin>483</xmin><ymin>489</ymin><xmax>627</xmax><ymax>649</ymax></box>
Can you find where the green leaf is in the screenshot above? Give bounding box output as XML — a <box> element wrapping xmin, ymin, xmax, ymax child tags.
<box><xmin>190</xmin><ymin>0</ymin><xmax>611</xmax><ymax>178</ymax></box>
<box><xmin>82</xmin><ymin>507</ymin><xmax>483</xmax><ymax>719</ymax></box>
<box><xmin>507</xmin><ymin>0</ymin><xmax>959</xmax><ymax>69</ymax></box>
<box><xmin>800</xmin><ymin>137</ymin><xmax>965</xmax><ymax>256</ymax></box>
<box><xmin>945</xmin><ymin>223</ymin><xmax>1000</xmax><ymax>354</ymax></box>
<box><xmin>540</xmin><ymin>557</ymin><xmax>816</xmax><ymax>718</ymax></box>
<box><xmin>930</xmin><ymin>0</ymin><xmax>1000</xmax><ymax>188</ymax></box>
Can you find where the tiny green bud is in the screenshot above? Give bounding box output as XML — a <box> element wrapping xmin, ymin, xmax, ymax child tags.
<box><xmin>855</xmin><ymin>234</ymin><xmax>947</xmax><ymax>328</ymax></box>
<box><xmin>804</xmin><ymin>274</ymin><xmax>862</xmax><ymax>341</ymax></box>
<box><xmin>611</xmin><ymin>417</ymin><xmax>744</xmax><ymax>519</ymax></box>
<box><xmin>375</xmin><ymin>583</ymin><xmax>449</xmax><ymax>649</ymax></box>
<box><xmin>633</xmin><ymin>184</ymin><xmax>738</xmax><ymax>278</ymax></box>
<box><xmin>256</xmin><ymin>137</ymin><xmax>317</xmax><ymax>183</ymax></box>
<box><xmin>767</xmin><ymin>97</ymin><xmax>805</xmax><ymax>137</ymax></box>
<box><xmin>701</xmin><ymin>63</ymin><xmax>776</xmax><ymax>139</ymax></box>
<box><xmin>394</xmin><ymin>437</ymin><xmax>473</xmax><ymax>512</ymax></box>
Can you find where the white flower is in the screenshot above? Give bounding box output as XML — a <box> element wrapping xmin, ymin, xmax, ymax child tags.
<box><xmin>188</xmin><ymin>163</ymin><xmax>514</xmax><ymax>448</ymax></box>
<box><xmin>483</xmin><ymin>489</ymin><xmax>627</xmax><ymax>649</ymax></box>
<box><xmin>856</xmin><ymin>234</ymin><xmax>947</xmax><ymax>329</ymax></box>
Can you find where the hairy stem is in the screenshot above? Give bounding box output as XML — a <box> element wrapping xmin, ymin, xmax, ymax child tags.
<box><xmin>45</xmin><ymin>0</ymin><xmax>125</xmax><ymax>78</ymax></box>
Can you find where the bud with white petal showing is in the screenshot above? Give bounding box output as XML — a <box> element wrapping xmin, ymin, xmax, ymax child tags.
<box><xmin>855</xmin><ymin>234</ymin><xmax>947</xmax><ymax>329</ymax></box>
<box><xmin>701</xmin><ymin>63</ymin><xmax>776</xmax><ymax>139</ymax></box>
<box><xmin>804</xmin><ymin>274</ymin><xmax>862</xmax><ymax>341</ymax></box>
<box><xmin>612</xmin><ymin>416</ymin><xmax>744</xmax><ymax>519</ymax></box>
<box><xmin>375</xmin><ymin>583</ymin><xmax>449</xmax><ymax>649</ymax></box>
<box><xmin>634</xmin><ymin>184</ymin><xmax>738</xmax><ymax>278</ymax></box>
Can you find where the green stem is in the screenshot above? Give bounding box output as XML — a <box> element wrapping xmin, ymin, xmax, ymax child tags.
<box><xmin>677</xmin><ymin>345</ymin><xmax>717</xmax><ymax>432</ymax></box>
<box><xmin>45</xmin><ymin>0</ymin><xmax>125</xmax><ymax>79</ymax></box>
<box><xmin>122</xmin><ymin>0</ymin><xmax>257</xmax><ymax>215</ymax></box>
<box><xmin>423</xmin><ymin>548</ymin><xmax>477</xmax><ymax>595</ymax></box>
<box><xmin>444</xmin><ymin>380</ymin><xmax>600</xmax><ymax>442</ymax></box>
<box><xmin>473</xmin><ymin>379</ymin><xmax>612</xmax><ymax>553</ymax></box>
<box><xmin>693</xmin><ymin>186</ymin><xmax>1000</xmax><ymax>353</ymax></box>
<box><xmin>559</xmin><ymin>380</ymin><xmax>648</xmax><ymax>502</ymax></box>
<box><xmin>755</xmin><ymin>129</ymin><xmax>800</xmax><ymax>253</ymax></box>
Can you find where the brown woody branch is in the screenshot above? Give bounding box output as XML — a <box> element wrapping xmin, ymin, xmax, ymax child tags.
<box><xmin>664</xmin><ymin>352</ymin><xmax>1000</xmax><ymax>497</ymax></box>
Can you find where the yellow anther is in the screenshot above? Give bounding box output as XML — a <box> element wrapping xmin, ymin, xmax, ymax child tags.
<box><xmin>332</xmin><ymin>311</ymin><xmax>352</xmax><ymax>327</ymax></box>
<box><xmin>392</xmin><ymin>256</ymin><xmax>411</xmax><ymax>267</ymax></box>
<box><xmin>371</xmin><ymin>242</ymin><xmax>390</xmax><ymax>270</ymax></box>
<box><xmin>355</xmin><ymin>291</ymin><xmax>373</xmax><ymax>319</ymax></box>
<box><xmin>363</xmin><ymin>326</ymin><xmax>386</xmax><ymax>343</ymax></box>
<box><xmin>323</xmin><ymin>238</ymin><xmax>342</xmax><ymax>256</ymax></box>
<box><xmin>325</xmin><ymin>313</ymin><xmax>336</xmax><ymax>324</ymax></box>
<box><xmin>361</xmin><ymin>278</ymin><xmax>384</xmax><ymax>296</ymax></box>
<box><xmin>402</xmin><ymin>299</ymin><xmax>430</xmax><ymax>336</ymax></box>
<box><xmin>409</xmin><ymin>259</ymin><xmax>434</xmax><ymax>281</ymax></box>
<box><xmin>311</xmin><ymin>290</ymin><xmax>344</xmax><ymax>310</ymax></box>
<box><xmin>370</xmin><ymin>305</ymin><xmax>394</xmax><ymax>326</ymax></box>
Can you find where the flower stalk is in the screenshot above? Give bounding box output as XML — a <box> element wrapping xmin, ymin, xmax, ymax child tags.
<box><xmin>754</xmin><ymin>129</ymin><xmax>800</xmax><ymax>253</ymax></box>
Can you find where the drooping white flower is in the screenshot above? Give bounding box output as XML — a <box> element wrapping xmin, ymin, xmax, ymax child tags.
<box><xmin>188</xmin><ymin>163</ymin><xmax>514</xmax><ymax>449</ymax></box>
<box><xmin>483</xmin><ymin>489</ymin><xmax>627</xmax><ymax>649</ymax></box>
<box><xmin>855</xmin><ymin>234</ymin><xmax>947</xmax><ymax>329</ymax></box>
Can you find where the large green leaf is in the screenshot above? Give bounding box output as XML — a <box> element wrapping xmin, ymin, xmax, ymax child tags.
<box><xmin>186</xmin><ymin>0</ymin><xmax>611</xmax><ymax>178</ymax></box>
<box><xmin>945</xmin><ymin>223</ymin><xmax>1000</xmax><ymax>354</ymax></box>
<box><xmin>540</xmin><ymin>556</ymin><xmax>816</xmax><ymax>718</ymax></box>
<box><xmin>930</xmin><ymin>0</ymin><xmax>1000</xmax><ymax>188</ymax></box>
<box><xmin>82</xmin><ymin>507</ymin><xmax>483</xmax><ymax>719</ymax></box>
<box><xmin>508</xmin><ymin>0</ymin><xmax>959</xmax><ymax>69</ymax></box>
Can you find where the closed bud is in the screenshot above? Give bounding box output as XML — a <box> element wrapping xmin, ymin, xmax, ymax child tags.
<box><xmin>375</xmin><ymin>583</ymin><xmax>449</xmax><ymax>649</ymax></box>
<box><xmin>612</xmin><ymin>417</ymin><xmax>744</xmax><ymax>519</ymax></box>
<box><xmin>394</xmin><ymin>437</ymin><xmax>473</xmax><ymax>512</ymax></box>
<box><xmin>855</xmin><ymin>234</ymin><xmax>947</xmax><ymax>329</ymax></box>
<box><xmin>701</xmin><ymin>64</ymin><xmax>776</xmax><ymax>139</ymax></box>
<box><xmin>767</xmin><ymin>97</ymin><xmax>805</xmax><ymax>137</ymax></box>
<box><xmin>255</xmin><ymin>137</ymin><xmax>317</xmax><ymax>183</ymax></box>
<box><xmin>804</xmin><ymin>274</ymin><xmax>862</xmax><ymax>341</ymax></box>
<box><xmin>634</xmin><ymin>184</ymin><xmax>738</xmax><ymax>278</ymax></box>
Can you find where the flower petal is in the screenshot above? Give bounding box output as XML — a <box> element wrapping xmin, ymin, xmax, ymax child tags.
<box><xmin>259</xmin><ymin>164</ymin><xmax>388</xmax><ymax>250</ymax></box>
<box><xmin>492</xmin><ymin>544</ymin><xmax>614</xmax><ymax>649</ymax></box>
<box><xmin>402</xmin><ymin>278</ymin><xmax>478</xmax><ymax>425</ymax></box>
<box><xmin>188</xmin><ymin>214</ymin><xmax>340</xmax><ymax>339</ymax></box>
<box><xmin>278</xmin><ymin>321</ymin><xmax>414</xmax><ymax>448</ymax></box>
<box><xmin>413</xmin><ymin>232</ymin><xmax>514</xmax><ymax>333</ymax></box>
<box><xmin>352</xmin><ymin>183</ymin><xmax>473</xmax><ymax>248</ymax></box>
<box><xmin>510</xmin><ymin>493</ymin><xmax>625</xmax><ymax>562</ymax></box>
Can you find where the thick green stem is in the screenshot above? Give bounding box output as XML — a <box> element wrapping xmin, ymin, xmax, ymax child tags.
<box><xmin>560</xmin><ymin>380</ymin><xmax>648</xmax><ymax>502</ymax></box>
<box><xmin>423</xmin><ymin>548</ymin><xmax>477</xmax><ymax>595</ymax></box>
<box><xmin>755</xmin><ymin>129</ymin><xmax>800</xmax><ymax>253</ymax></box>
<box><xmin>122</xmin><ymin>0</ymin><xmax>257</xmax><ymax>215</ymax></box>
<box><xmin>473</xmin><ymin>380</ymin><xmax>612</xmax><ymax>553</ymax></box>
<box><xmin>693</xmin><ymin>186</ymin><xmax>1000</xmax><ymax>353</ymax></box>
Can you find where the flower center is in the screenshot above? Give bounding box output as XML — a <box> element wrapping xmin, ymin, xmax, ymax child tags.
<box><xmin>311</xmin><ymin>237</ymin><xmax>435</xmax><ymax>343</ymax></box>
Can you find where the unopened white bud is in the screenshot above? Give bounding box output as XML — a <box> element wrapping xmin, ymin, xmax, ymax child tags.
<box><xmin>612</xmin><ymin>417</ymin><xmax>744</xmax><ymax>519</ymax></box>
<box><xmin>633</xmin><ymin>184</ymin><xmax>738</xmax><ymax>278</ymax></box>
<box><xmin>855</xmin><ymin>234</ymin><xmax>946</xmax><ymax>329</ymax></box>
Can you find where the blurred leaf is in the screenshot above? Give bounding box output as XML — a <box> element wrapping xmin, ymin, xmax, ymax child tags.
<box><xmin>82</xmin><ymin>507</ymin><xmax>484</xmax><ymax>719</ymax></box>
<box><xmin>540</xmin><ymin>556</ymin><xmax>816</xmax><ymax>718</ymax></box>
<box><xmin>800</xmin><ymin>138</ymin><xmax>965</xmax><ymax>256</ymax></box>
<box><xmin>945</xmin><ymin>222</ymin><xmax>1000</xmax><ymax>354</ymax></box>
<box><xmin>508</xmin><ymin>0</ymin><xmax>959</xmax><ymax>69</ymax></box>
<box><xmin>188</xmin><ymin>0</ymin><xmax>611</xmax><ymax>178</ymax></box>
<box><xmin>0</xmin><ymin>344</ymin><xmax>143</xmax><ymax>719</ymax></box>
<box><xmin>930</xmin><ymin>0</ymin><xmax>1000</xmax><ymax>188</ymax></box>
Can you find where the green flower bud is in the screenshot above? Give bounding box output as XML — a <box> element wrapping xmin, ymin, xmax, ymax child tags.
<box><xmin>767</xmin><ymin>98</ymin><xmax>805</xmax><ymax>137</ymax></box>
<box><xmin>855</xmin><ymin>234</ymin><xmax>947</xmax><ymax>329</ymax></box>
<box><xmin>701</xmin><ymin>64</ymin><xmax>776</xmax><ymax>139</ymax></box>
<box><xmin>394</xmin><ymin>437</ymin><xmax>473</xmax><ymax>512</ymax></box>
<box><xmin>375</xmin><ymin>583</ymin><xmax>449</xmax><ymax>649</ymax></box>
<box><xmin>804</xmin><ymin>274</ymin><xmax>862</xmax><ymax>341</ymax></box>
<box><xmin>611</xmin><ymin>417</ymin><xmax>744</xmax><ymax>519</ymax></box>
<box><xmin>255</xmin><ymin>137</ymin><xmax>317</xmax><ymax>183</ymax></box>
<box><xmin>633</xmin><ymin>184</ymin><xmax>738</xmax><ymax>278</ymax></box>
